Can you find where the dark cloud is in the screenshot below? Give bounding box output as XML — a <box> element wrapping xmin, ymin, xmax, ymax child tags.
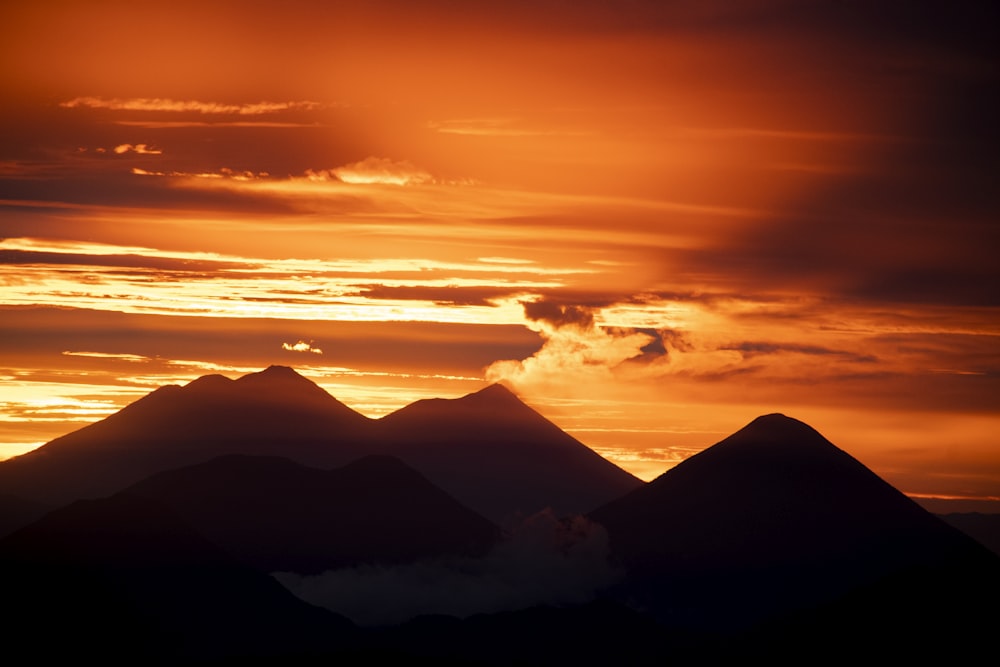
<box><xmin>350</xmin><ymin>284</ymin><xmax>520</xmax><ymax>307</ymax></box>
<box><xmin>522</xmin><ymin>300</ymin><xmax>595</xmax><ymax>329</ymax></box>
<box><xmin>0</xmin><ymin>249</ymin><xmax>253</xmax><ymax>273</ymax></box>
<box><xmin>636</xmin><ymin>328</ymin><xmax>667</xmax><ymax>356</ymax></box>
<box><xmin>635</xmin><ymin>0</ymin><xmax>1000</xmax><ymax>311</ymax></box>
<box><xmin>0</xmin><ymin>306</ymin><xmax>542</xmax><ymax>375</ymax></box>
<box><xmin>0</xmin><ymin>171</ymin><xmax>299</xmax><ymax>216</ymax></box>
<box><xmin>676</xmin><ymin>135</ymin><xmax>1000</xmax><ymax>309</ymax></box>
<box><xmin>722</xmin><ymin>342</ymin><xmax>878</xmax><ymax>364</ymax></box>
<box><xmin>0</xmin><ymin>93</ymin><xmax>376</xmax><ymax>217</ymax></box>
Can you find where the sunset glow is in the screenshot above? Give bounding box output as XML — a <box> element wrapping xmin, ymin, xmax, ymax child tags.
<box><xmin>2</xmin><ymin>1</ymin><xmax>997</xmax><ymax>511</ymax></box>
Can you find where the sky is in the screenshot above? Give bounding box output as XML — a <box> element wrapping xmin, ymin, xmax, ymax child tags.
<box><xmin>1</xmin><ymin>1</ymin><xmax>998</xmax><ymax>510</ymax></box>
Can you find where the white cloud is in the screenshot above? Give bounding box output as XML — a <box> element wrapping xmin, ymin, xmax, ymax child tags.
<box><xmin>282</xmin><ymin>340</ymin><xmax>323</xmax><ymax>354</ymax></box>
<box><xmin>113</xmin><ymin>143</ymin><xmax>162</xmax><ymax>155</ymax></box>
<box><xmin>486</xmin><ymin>300</ymin><xmax>654</xmax><ymax>392</ymax></box>
<box><xmin>329</xmin><ymin>157</ymin><xmax>434</xmax><ymax>186</ymax></box>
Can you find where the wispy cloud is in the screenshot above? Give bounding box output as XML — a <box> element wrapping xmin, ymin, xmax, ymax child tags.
<box><xmin>112</xmin><ymin>120</ymin><xmax>324</xmax><ymax>129</ymax></box>
<box><xmin>316</xmin><ymin>157</ymin><xmax>435</xmax><ymax>186</ymax></box>
<box><xmin>61</xmin><ymin>351</ymin><xmax>153</xmax><ymax>362</ymax></box>
<box><xmin>60</xmin><ymin>97</ymin><xmax>326</xmax><ymax>115</ymax></box>
<box><xmin>677</xmin><ymin>126</ymin><xmax>905</xmax><ymax>143</ymax></box>
<box><xmin>429</xmin><ymin>118</ymin><xmax>589</xmax><ymax>138</ymax></box>
<box><xmin>131</xmin><ymin>166</ymin><xmax>266</xmax><ymax>180</ymax></box>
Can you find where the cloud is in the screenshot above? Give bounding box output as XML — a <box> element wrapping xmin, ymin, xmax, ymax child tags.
<box><xmin>522</xmin><ymin>300</ymin><xmax>595</xmax><ymax>329</ymax></box>
<box><xmin>61</xmin><ymin>351</ymin><xmax>152</xmax><ymax>362</ymax></box>
<box><xmin>60</xmin><ymin>97</ymin><xmax>325</xmax><ymax>115</ymax></box>
<box><xmin>112</xmin><ymin>143</ymin><xmax>162</xmax><ymax>155</ymax></box>
<box><xmin>272</xmin><ymin>511</ymin><xmax>620</xmax><ymax>626</ymax></box>
<box><xmin>0</xmin><ymin>240</ymin><xmax>255</xmax><ymax>273</ymax></box>
<box><xmin>349</xmin><ymin>284</ymin><xmax>523</xmax><ymax>307</ymax></box>
<box><xmin>281</xmin><ymin>340</ymin><xmax>323</xmax><ymax>355</ymax></box>
<box><xmin>487</xmin><ymin>299</ymin><xmax>654</xmax><ymax>391</ymax></box>
<box><xmin>721</xmin><ymin>341</ymin><xmax>877</xmax><ymax>364</ymax></box>
<box><xmin>429</xmin><ymin>118</ymin><xmax>588</xmax><ymax>138</ymax></box>
<box><xmin>325</xmin><ymin>157</ymin><xmax>434</xmax><ymax>186</ymax></box>
<box><xmin>131</xmin><ymin>166</ymin><xmax>266</xmax><ymax>181</ymax></box>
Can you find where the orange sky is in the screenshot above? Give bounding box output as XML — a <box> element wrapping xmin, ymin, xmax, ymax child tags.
<box><xmin>2</xmin><ymin>1</ymin><xmax>998</xmax><ymax>510</ymax></box>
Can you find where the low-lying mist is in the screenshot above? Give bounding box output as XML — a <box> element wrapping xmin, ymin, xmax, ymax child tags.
<box><xmin>272</xmin><ymin>511</ymin><xmax>621</xmax><ymax>626</ymax></box>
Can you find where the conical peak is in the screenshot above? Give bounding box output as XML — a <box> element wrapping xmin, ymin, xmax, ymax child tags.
<box><xmin>462</xmin><ymin>383</ymin><xmax>521</xmax><ymax>404</ymax></box>
<box><xmin>183</xmin><ymin>374</ymin><xmax>234</xmax><ymax>392</ymax></box>
<box><xmin>391</xmin><ymin>383</ymin><xmax>527</xmax><ymax>416</ymax></box>
<box><xmin>238</xmin><ymin>365</ymin><xmax>307</xmax><ymax>383</ymax></box>
<box><xmin>732</xmin><ymin>413</ymin><xmax>829</xmax><ymax>446</ymax></box>
<box><xmin>234</xmin><ymin>366</ymin><xmax>327</xmax><ymax>394</ymax></box>
<box><xmin>446</xmin><ymin>383</ymin><xmax>547</xmax><ymax>423</ymax></box>
<box><xmin>688</xmin><ymin>413</ymin><xmax>868</xmax><ymax>481</ymax></box>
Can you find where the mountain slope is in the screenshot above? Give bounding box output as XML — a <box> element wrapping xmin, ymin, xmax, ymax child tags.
<box><xmin>375</xmin><ymin>383</ymin><xmax>643</xmax><ymax>522</ymax></box>
<box><xmin>124</xmin><ymin>453</ymin><xmax>499</xmax><ymax>573</ymax></box>
<box><xmin>0</xmin><ymin>366</ymin><xmax>372</xmax><ymax>505</ymax></box>
<box><xmin>590</xmin><ymin>413</ymin><xmax>1000</xmax><ymax>631</ymax></box>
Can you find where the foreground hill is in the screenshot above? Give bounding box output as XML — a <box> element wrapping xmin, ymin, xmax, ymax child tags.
<box><xmin>123</xmin><ymin>453</ymin><xmax>499</xmax><ymax>573</ymax></box>
<box><xmin>590</xmin><ymin>413</ymin><xmax>1000</xmax><ymax>646</ymax></box>
<box><xmin>0</xmin><ymin>493</ymin><xmax>353</xmax><ymax>663</ymax></box>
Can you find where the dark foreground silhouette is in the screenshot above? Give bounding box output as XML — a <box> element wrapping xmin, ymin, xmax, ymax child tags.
<box><xmin>0</xmin><ymin>368</ymin><xmax>997</xmax><ymax>664</ymax></box>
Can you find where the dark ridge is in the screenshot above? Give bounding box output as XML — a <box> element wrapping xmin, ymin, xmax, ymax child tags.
<box><xmin>183</xmin><ymin>373</ymin><xmax>234</xmax><ymax>392</ymax></box>
<box><xmin>123</xmin><ymin>453</ymin><xmax>500</xmax><ymax>573</ymax></box>
<box><xmin>938</xmin><ymin>512</ymin><xmax>1000</xmax><ymax>556</ymax></box>
<box><xmin>0</xmin><ymin>492</ymin><xmax>53</xmax><ymax>540</ymax></box>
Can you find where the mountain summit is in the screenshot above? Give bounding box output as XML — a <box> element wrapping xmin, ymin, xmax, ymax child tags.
<box><xmin>0</xmin><ymin>367</ymin><xmax>372</xmax><ymax>505</ymax></box>
<box><xmin>376</xmin><ymin>383</ymin><xmax>642</xmax><ymax>522</ymax></box>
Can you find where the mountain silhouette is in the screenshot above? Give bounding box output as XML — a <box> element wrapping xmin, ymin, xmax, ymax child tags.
<box><xmin>375</xmin><ymin>383</ymin><xmax>643</xmax><ymax>522</ymax></box>
<box><xmin>937</xmin><ymin>511</ymin><xmax>1000</xmax><ymax>557</ymax></box>
<box><xmin>590</xmin><ymin>413</ymin><xmax>1000</xmax><ymax>635</ymax></box>
<box><xmin>3</xmin><ymin>393</ymin><xmax>997</xmax><ymax>663</ymax></box>
<box><xmin>0</xmin><ymin>493</ymin><xmax>352</xmax><ymax>662</ymax></box>
<box><xmin>0</xmin><ymin>491</ymin><xmax>52</xmax><ymax>539</ymax></box>
<box><xmin>0</xmin><ymin>369</ymin><xmax>641</xmax><ymax>525</ymax></box>
<box><xmin>0</xmin><ymin>366</ymin><xmax>372</xmax><ymax>506</ymax></box>
<box><xmin>122</xmin><ymin>453</ymin><xmax>499</xmax><ymax>573</ymax></box>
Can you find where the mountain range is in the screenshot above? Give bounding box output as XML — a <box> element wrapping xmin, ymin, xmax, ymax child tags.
<box><xmin>0</xmin><ymin>365</ymin><xmax>641</xmax><ymax>524</ymax></box>
<box><xmin>0</xmin><ymin>366</ymin><xmax>997</xmax><ymax>663</ymax></box>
